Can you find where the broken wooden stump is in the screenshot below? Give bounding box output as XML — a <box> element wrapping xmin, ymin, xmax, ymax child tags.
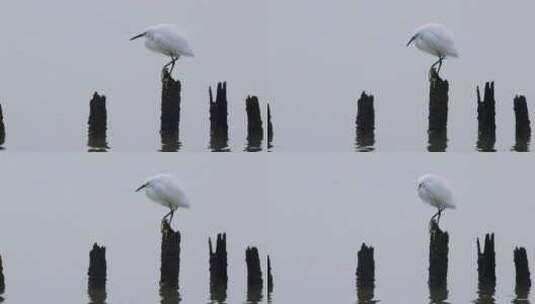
<box><xmin>0</xmin><ymin>254</ymin><xmax>5</xmax><ymax>296</ymax></box>
<box><xmin>87</xmin><ymin>243</ymin><xmax>107</xmax><ymax>304</ymax></box>
<box><xmin>428</xmin><ymin>221</ymin><xmax>449</xmax><ymax>288</ymax></box>
<box><xmin>87</xmin><ymin>92</ymin><xmax>109</xmax><ymax>152</ymax></box>
<box><xmin>209</xmin><ymin>233</ymin><xmax>228</xmax><ymax>302</ymax></box>
<box><xmin>355</xmin><ymin>92</ymin><xmax>375</xmax><ymax>152</ymax></box>
<box><xmin>246</xmin><ymin>247</ymin><xmax>263</xmax><ymax>302</ymax></box>
<box><xmin>209</xmin><ymin>82</ymin><xmax>229</xmax><ymax>152</ymax></box>
<box><xmin>356</xmin><ymin>243</ymin><xmax>375</xmax><ymax>303</ymax></box>
<box><xmin>267</xmin><ymin>103</ymin><xmax>273</xmax><ymax>151</ymax></box>
<box><xmin>514</xmin><ymin>247</ymin><xmax>531</xmax><ymax>293</ymax></box>
<box><xmin>245</xmin><ymin>96</ymin><xmax>263</xmax><ymax>152</ymax></box>
<box><xmin>513</xmin><ymin>95</ymin><xmax>531</xmax><ymax>152</ymax></box>
<box><xmin>476</xmin><ymin>82</ymin><xmax>496</xmax><ymax>152</ymax></box>
<box><xmin>160</xmin><ymin>220</ymin><xmax>181</xmax><ymax>289</ymax></box>
<box><xmin>160</xmin><ymin>68</ymin><xmax>182</xmax><ymax>152</ymax></box>
<box><xmin>427</xmin><ymin>69</ymin><xmax>449</xmax><ymax>152</ymax></box>
<box><xmin>0</xmin><ymin>104</ymin><xmax>5</xmax><ymax>148</ymax></box>
<box><xmin>267</xmin><ymin>255</ymin><xmax>273</xmax><ymax>295</ymax></box>
<box><xmin>477</xmin><ymin>233</ymin><xmax>496</xmax><ymax>287</ymax></box>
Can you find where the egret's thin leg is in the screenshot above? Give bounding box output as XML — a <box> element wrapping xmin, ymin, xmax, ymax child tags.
<box><xmin>163</xmin><ymin>209</ymin><xmax>173</xmax><ymax>223</ymax></box>
<box><xmin>437</xmin><ymin>57</ymin><xmax>444</xmax><ymax>74</ymax></box>
<box><xmin>169</xmin><ymin>209</ymin><xmax>175</xmax><ymax>224</ymax></box>
<box><xmin>431</xmin><ymin>58</ymin><xmax>441</xmax><ymax>73</ymax></box>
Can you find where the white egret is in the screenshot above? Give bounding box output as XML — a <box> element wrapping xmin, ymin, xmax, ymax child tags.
<box><xmin>417</xmin><ymin>174</ymin><xmax>456</xmax><ymax>224</ymax></box>
<box><xmin>130</xmin><ymin>24</ymin><xmax>194</xmax><ymax>74</ymax></box>
<box><xmin>136</xmin><ymin>173</ymin><xmax>190</xmax><ymax>224</ymax></box>
<box><xmin>406</xmin><ymin>23</ymin><xmax>459</xmax><ymax>74</ymax></box>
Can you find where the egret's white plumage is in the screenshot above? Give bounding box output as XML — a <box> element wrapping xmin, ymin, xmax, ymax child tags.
<box><xmin>136</xmin><ymin>173</ymin><xmax>190</xmax><ymax>223</ymax></box>
<box><xmin>407</xmin><ymin>23</ymin><xmax>459</xmax><ymax>73</ymax></box>
<box><xmin>130</xmin><ymin>24</ymin><xmax>194</xmax><ymax>73</ymax></box>
<box><xmin>417</xmin><ymin>174</ymin><xmax>455</xmax><ymax>224</ymax></box>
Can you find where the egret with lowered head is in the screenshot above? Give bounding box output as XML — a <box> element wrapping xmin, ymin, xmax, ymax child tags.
<box><xmin>417</xmin><ymin>174</ymin><xmax>456</xmax><ymax>225</ymax></box>
<box><xmin>136</xmin><ymin>173</ymin><xmax>190</xmax><ymax>224</ymax></box>
<box><xmin>406</xmin><ymin>23</ymin><xmax>459</xmax><ymax>74</ymax></box>
<box><xmin>130</xmin><ymin>24</ymin><xmax>194</xmax><ymax>74</ymax></box>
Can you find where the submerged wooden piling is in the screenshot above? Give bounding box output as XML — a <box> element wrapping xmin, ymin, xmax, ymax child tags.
<box><xmin>477</xmin><ymin>82</ymin><xmax>497</xmax><ymax>152</ymax></box>
<box><xmin>245</xmin><ymin>96</ymin><xmax>263</xmax><ymax>151</ymax></box>
<box><xmin>514</xmin><ymin>247</ymin><xmax>531</xmax><ymax>291</ymax></box>
<box><xmin>513</xmin><ymin>95</ymin><xmax>531</xmax><ymax>152</ymax></box>
<box><xmin>209</xmin><ymin>82</ymin><xmax>229</xmax><ymax>152</ymax></box>
<box><xmin>0</xmin><ymin>254</ymin><xmax>5</xmax><ymax>295</ymax></box>
<box><xmin>428</xmin><ymin>70</ymin><xmax>449</xmax><ymax>152</ymax></box>
<box><xmin>209</xmin><ymin>233</ymin><xmax>228</xmax><ymax>301</ymax></box>
<box><xmin>246</xmin><ymin>247</ymin><xmax>263</xmax><ymax>302</ymax></box>
<box><xmin>87</xmin><ymin>92</ymin><xmax>108</xmax><ymax>151</ymax></box>
<box><xmin>160</xmin><ymin>69</ymin><xmax>181</xmax><ymax>152</ymax></box>
<box><xmin>267</xmin><ymin>104</ymin><xmax>273</xmax><ymax>150</ymax></box>
<box><xmin>161</xmin><ymin>220</ymin><xmax>181</xmax><ymax>289</ymax></box>
<box><xmin>428</xmin><ymin>221</ymin><xmax>449</xmax><ymax>287</ymax></box>
<box><xmin>355</xmin><ymin>92</ymin><xmax>375</xmax><ymax>152</ymax></box>
<box><xmin>267</xmin><ymin>255</ymin><xmax>273</xmax><ymax>294</ymax></box>
<box><xmin>0</xmin><ymin>104</ymin><xmax>5</xmax><ymax>147</ymax></box>
<box><xmin>477</xmin><ymin>233</ymin><xmax>496</xmax><ymax>287</ymax></box>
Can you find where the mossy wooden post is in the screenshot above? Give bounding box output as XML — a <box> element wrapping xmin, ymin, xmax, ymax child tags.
<box><xmin>88</xmin><ymin>243</ymin><xmax>106</xmax><ymax>304</ymax></box>
<box><xmin>428</xmin><ymin>69</ymin><xmax>449</xmax><ymax>152</ymax></box>
<box><xmin>87</xmin><ymin>92</ymin><xmax>108</xmax><ymax>151</ymax></box>
<box><xmin>209</xmin><ymin>82</ymin><xmax>229</xmax><ymax>152</ymax></box>
<box><xmin>513</xmin><ymin>95</ymin><xmax>531</xmax><ymax>152</ymax></box>
<box><xmin>160</xmin><ymin>69</ymin><xmax>181</xmax><ymax>152</ymax></box>
<box><xmin>267</xmin><ymin>104</ymin><xmax>273</xmax><ymax>150</ymax></box>
<box><xmin>428</xmin><ymin>221</ymin><xmax>449</xmax><ymax>287</ymax></box>
<box><xmin>245</xmin><ymin>96</ymin><xmax>263</xmax><ymax>152</ymax></box>
<box><xmin>514</xmin><ymin>246</ymin><xmax>531</xmax><ymax>296</ymax></box>
<box><xmin>209</xmin><ymin>233</ymin><xmax>228</xmax><ymax>301</ymax></box>
<box><xmin>356</xmin><ymin>243</ymin><xmax>375</xmax><ymax>302</ymax></box>
<box><xmin>0</xmin><ymin>254</ymin><xmax>5</xmax><ymax>296</ymax></box>
<box><xmin>246</xmin><ymin>247</ymin><xmax>263</xmax><ymax>302</ymax></box>
<box><xmin>160</xmin><ymin>220</ymin><xmax>181</xmax><ymax>289</ymax></box>
<box><xmin>355</xmin><ymin>92</ymin><xmax>375</xmax><ymax>152</ymax></box>
<box><xmin>0</xmin><ymin>104</ymin><xmax>5</xmax><ymax>148</ymax></box>
<box><xmin>476</xmin><ymin>82</ymin><xmax>496</xmax><ymax>152</ymax></box>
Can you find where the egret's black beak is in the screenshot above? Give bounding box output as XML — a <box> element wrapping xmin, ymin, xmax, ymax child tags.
<box><xmin>130</xmin><ymin>33</ymin><xmax>145</xmax><ymax>41</ymax></box>
<box><xmin>406</xmin><ymin>35</ymin><xmax>417</xmax><ymax>47</ymax></box>
<box><xmin>135</xmin><ymin>183</ymin><xmax>147</xmax><ymax>192</ymax></box>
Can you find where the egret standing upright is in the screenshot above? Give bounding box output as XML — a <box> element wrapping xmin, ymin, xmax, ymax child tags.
<box><xmin>406</xmin><ymin>23</ymin><xmax>459</xmax><ymax>74</ymax></box>
<box><xmin>417</xmin><ymin>174</ymin><xmax>456</xmax><ymax>225</ymax></box>
<box><xmin>130</xmin><ymin>24</ymin><xmax>194</xmax><ymax>74</ymax></box>
<box><xmin>136</xmin><ymin>173</ymin><xmax>190</xmax><ymax>224</ymax></box>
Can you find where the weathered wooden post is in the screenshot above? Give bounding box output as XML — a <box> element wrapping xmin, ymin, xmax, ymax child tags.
<box><xmin>356</xmin><ymin>243</ymin><xmax>375</xmax><ymax>302</ymax></box>
<box><xmin>209</xmin><ymin>233</ymin><xmax>228</xmax><ymax>302</ymax></box>
<box><xmin>87</xmin><ymin>92</ymin><xmax>109</xmax><ymax>152</ymax></box>
<box><xmin>514</xmin><ymin>247</ymin><xmax>531</xmax><ymax>295</ymax></box>
<box><xmin>355</xmin><ymin>92</ymin><xmax>375</xmax><ymax>152</ymax></box>
<box><xmin>160</xmin><ymin>69</ymin><xmax>181</xmax><ymax>152</ymax></box>
<box><xmin>427</xmin><ymin>70</ymin><xmax>449</xmax><ymax>152</ymax></box>
<box><xmin>87</xmin><ymin>243</ymin><xmax>107</xmax><ymax>304</ymax></box>
<box><xmin>476</xmin><ymin>82</ymin><xmax>497</xmax><ymax>152</ymax></box>
<box><xmin>476</xmin><ymin>233</ymin><xmax>496</xmax><ymax>302</ymax></box>
<box><xmin>0</xmin><ymin>104</ymin><xmax>5</xmax><ymax>148</ymax></box>
<box><xmin>513</xmin><ymin>95</ymin><xmax>531</xmax><ymax>152</ymax></box>
<box><xmin>267</xmin><ymin>255</ymin><xmax>273</xmax><ymax>295</ymax></box>
<box><xmin>161</xmin><ymin>220</ymin><xmax>181</xmax><ymax>289</ymax></box>
<box><xmin>0</xmin><ymin>254</ymin><xmax>5</xmax><ymax>296</ymax></box>
<box><xmin>428</xmin><ymin>221</ymin><xmax>449</xmax><ymax>288</ymax></box>
<box><xmin>246</xmin><ymin>247</ymin><xmax>263</xmax><ymax>302</ymax></box>
<box><xmin>245</xmin><ymin>96</ymin><xmax>263</xmax><ymax>152</ymax></box>
<box><xmin>267</xmin><ymin>104</ymin><xmax>273</xmax><ymax>151</ymax></box>
<box><xmin>209</xmin><ymin>82</ymin><xmax>229</xmax><ymax>152</ymax></box>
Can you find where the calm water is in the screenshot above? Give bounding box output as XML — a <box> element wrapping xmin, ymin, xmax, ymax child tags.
<box><xmin>1</xmin><ymin>1</ymin><xmax>535</xmax><ymax>151</ymax></box>
<box><xmin>0</xmin><ymin>153</ymin><xmax>534</xmax><ymax>302</ymax></box>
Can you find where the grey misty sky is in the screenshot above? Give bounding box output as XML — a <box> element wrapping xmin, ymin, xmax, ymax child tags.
<box><xmin>1</xmin><ymin>0</ymin><xmax>535</xmax><ymax>151</ymax></box>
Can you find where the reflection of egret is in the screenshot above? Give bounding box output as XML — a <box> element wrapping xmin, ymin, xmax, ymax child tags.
<box><xmin>136</xmin><ymin>174</ymin><xmax>190</xmax><ymax>224</ymax></box>
<box><xmin>130</xmin><ymin>24</ymin><xmax>194</xmax><ymax>74</ymax></box>
<box><xmin>407</xmin><ymin>23</ymin><xmax>459</xmax><ymax>74</ymax></box>
<box><xmin>417</xmin><ymin>174</ymin><xmax>456</xmax><ymax>225</ymax></box>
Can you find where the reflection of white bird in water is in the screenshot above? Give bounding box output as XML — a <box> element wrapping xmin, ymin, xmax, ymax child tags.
<box><xmin>136</xmin><ymin>174</ymin><xmax>190</xmax><ymax>224</ymax></box>
<box><xmin>406</xmin><ymin>23</ymin><xmax>459</xmax><ymax>74</ymax></box>
<box><xmin>130</xmin><ymin>24</ymin><xmax>194</xmax><ymax>74</ymax></box>
<box><xmin>417</xmin><ymin>174</ymin><xmax>456</xmax><ymax>225</ymax></box>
